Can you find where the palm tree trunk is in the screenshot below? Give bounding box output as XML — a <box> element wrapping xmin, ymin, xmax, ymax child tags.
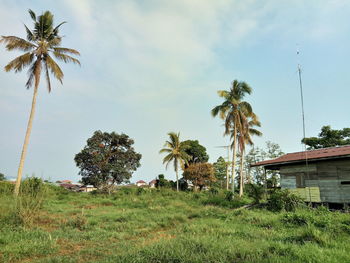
<box><xmin>231</xmin><ymin>125</ymin><xmax>237</xmax><ymax>194</ymax></box>
<box><xmin>226</xmin><ymin>148</ymin><xmax>230</xmax><ymax>190</ymax></box>
<box><xmin>14</xmin><ymin>84</ymin><xmax>39</xmax><ymax>196</ymax></box>
<box><xmin>176</xmin><ymin>165</ymin><xmax>179</xmax><ymax>192</ymax></box>
<box><xmin>226</xmin><ymin>163</ymin><xmax>229</xmax><ymax>190</ymax></box>
<box><xmin>239</xmin><ymin>149</ymin><xmax>245</xmax><ymax>197</ymax></box>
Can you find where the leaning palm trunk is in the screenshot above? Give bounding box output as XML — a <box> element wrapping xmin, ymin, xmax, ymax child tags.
<box><xmin>239</xmin><ymin>149</ymin><xmax>245</xmax><ymax>197</ymax></box>
<box><xmin>176</xmin><ymin>167</ymin><xmax>179</xmax><ymax>192</ymax></box>
<box><xmin>226</xmin><ymin>163</ymin><xmax>229</xmax><ymax>190</ymax></box>
<box><xmin>14</xmin><ymin>83</ymin><xmax>39</xmax><ymax>196</ymax></box>
<box><xmin>231</xmin><ymin>126</ymin><xmax>237</xmax><ymax>194</ymax></box>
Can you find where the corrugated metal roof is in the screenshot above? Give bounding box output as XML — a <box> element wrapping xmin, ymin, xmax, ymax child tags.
<box><xmin>251</xmin><ymin>145</ymin><xmax>350</xmax><ymax>167</ymax></box>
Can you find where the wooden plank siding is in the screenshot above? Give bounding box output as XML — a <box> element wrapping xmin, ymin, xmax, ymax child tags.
<box><xmin>279</xmin><ymin>159</ymin><xmax>350</xmax><ymax>203</ymax></box>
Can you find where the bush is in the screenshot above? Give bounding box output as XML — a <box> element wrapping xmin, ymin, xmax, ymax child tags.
<box><xmin>245</xmin><ymin>183</ymin><xmax>265</xmax><ymax>204</ymax></box>
<box><xmin>224</xmin><ymin>191</ymin><xmax>234</xmax><ymax>201</ymax></box>
<box><xmin>16</xmin><ymin>177</ymin><xmax>47</xmax><ymax>227</ymax></box>
<box><xmin>137</xmin><ymin>187</ymin><xmax>145</xmax><ymax>195</ymax></box>
<box><xmin>282</xmin><ymin>213</ymin><xmax>313</xmax><ymax>226</ymax></box>
<box><xmin>66</xmin><ymin>212</ymin><xmax>87</xmax><ymax>230</ymax></box>
<box><xmin>0</xmin><ymin>181</ymin><xmax>14</xmax><ymax>196</ymax></box>
<box><xmin>267</xmin><ymin>189</ymin><xmax>304</xmax><ymax>212</ymax></box>
<box><xmin>209</xmin><ymin>187</ymin><xmax>219</xmax><ymax>195</ymax></box>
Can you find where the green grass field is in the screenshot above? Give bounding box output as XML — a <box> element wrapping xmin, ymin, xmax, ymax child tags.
<box><xmin>1</xmin><ymin>184</ymin><xmax>350</xmax><ymax>263</ymax></box>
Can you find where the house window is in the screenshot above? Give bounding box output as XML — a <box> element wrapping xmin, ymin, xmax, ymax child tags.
<box><xmin>341</xmin><ymin>181</ymin><xmax>350</xmax><ymax>185</ymax></box>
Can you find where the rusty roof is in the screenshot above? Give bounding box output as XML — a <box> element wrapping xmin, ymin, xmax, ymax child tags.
<box><xmin>251</xmin><ymin>145</ymin><xmax>350</xmax><ymax>167</ymax></box>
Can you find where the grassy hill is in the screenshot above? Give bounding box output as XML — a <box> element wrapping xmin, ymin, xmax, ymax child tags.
<box><xmin>1</xmin><ymin>183</ymin><xmax>350</xmax><ymax>262</ymax></box>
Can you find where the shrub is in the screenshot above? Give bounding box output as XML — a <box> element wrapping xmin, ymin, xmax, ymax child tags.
<box><xmin>282</xmin><ymin>213</ymin><xmax>313</xmax><ymax>226</ymax></box>
<box><xmin>66</xmin><ymin>211</ymin><xmax>87</xmax><ymax>230</ymax></box>
<box><xmin>245</xmin><ymin>183</ymin><xmax>265</xmax><ymax>204</ymax></box>
<box><xmin>136</xmin><ymin>187</ymin><xmax>145</xmax><ymax>195</ymax></box>
<box><xmin>224</xmin><ymin>191</ymin><xmax>234</xmax><ymax>201</ymax></box>
<box><xmin>16</xmin><ymin>177</ymin><xmax>47</xmax><ymax>227</ymax></box>
<box><xmin>209</xmin><ymin>187</ymin><xmax>219</xmax><ymax>195</ymax></box>
<box><xmin>267</xmin><ymin>189</ymin><xmax>304</xmax><ymax>212</ymax></box>
<box><xmin>0</xmin><ymin>181</ymin><xmax>14</xmax><ymax>196</ymax></box>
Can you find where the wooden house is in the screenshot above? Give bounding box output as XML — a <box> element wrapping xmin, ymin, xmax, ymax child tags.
<box><xmin>252</xmin><ymin>145</ymin><xmax>350</xmax><ymax>206</ymax></box>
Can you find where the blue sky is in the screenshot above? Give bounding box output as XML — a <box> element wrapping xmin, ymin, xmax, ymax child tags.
<box><xmin>1</xmin><ymin>0</ymin><xmax>350</xmax><ymax>183</ymax></box>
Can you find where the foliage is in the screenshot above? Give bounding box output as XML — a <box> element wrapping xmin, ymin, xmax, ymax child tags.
<box><xmin>211</xmin><ymin>80</ymin><xmax>255</xmax><ymax>194</ymax></box>
<box><xmin>183</xmin><ymin>163</ymin><xmax>215</xmax><ymax>191</ymax></box>
<box><xmin>155</xmin><ymin>174</ymin><xmax>171</xmax><ymax>188</ymax></box>
<box><xmin>267</xmin><ymin>189</ymin><xmax>304</xmax><ymax>212</ymax></box>
<box><xmin>245</xmin><ymin>141</ymin><xmax>284</xmax><ymax>185</ymax></box>
<box><xmin>159</xmin><ymin>132</ymin><xmax>191</xmax><ymax>191</ymax></box>
<box><xmin>181</xmin><ymin>140</ymin><xmax>209</xmax><ymax>166</ymax></box>
<box><xmin>16</xmin><ymin>177</ymin><xmax>47</xmax><ymax>227</ymax></box>
<box><xmin>245</xmin><ymin>183</ymin><xmax>265</xmax><ymax>204</ymax></box>
<box><xmin>224</xmin><ymin>190</ymin><xmax>234</xmax><ymax>201</ymax></box>
<box><xmin>0</xmin><ymin>173</ymin><xmax>5</xmax><ymax>181</ymax></box>
<box><xmin>302</xmin><ymin>125</ymin><xmax>350</xmax><ymax>149</ymax></box>
<box><xmin>0</xmin><ymin>9</ymin><xmax>80</xmax><ymax>90</ymax></box>
<box><xmin>0</xmin><ymin>181</ymin><xmax>14</xmax><ymax>195</ymax></box>
<box><xmin>75</xmin><ymin>130</ymin><xmax>142</xmax><ymax>191</ymax></box>
<box><xmin>213</xmin><ymin>156</ymin><xmax>227</xmax><ymax>188</ymax></box>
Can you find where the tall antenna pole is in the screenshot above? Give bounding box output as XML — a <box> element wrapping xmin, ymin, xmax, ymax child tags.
<box><xmin>297</xmin><ymin>48</ymin><xmax>306</xmax><ymax>142</ymax></box>
<box><xmin>297</xmin><ymin>47</ymin><xmax>312</xmax><ymax>203</ymax></box>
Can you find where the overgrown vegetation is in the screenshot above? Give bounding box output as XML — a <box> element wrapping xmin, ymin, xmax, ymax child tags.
<box><xmin>1</xmin><ymin>182</ymin><xmax>350</xmax><ymax>263</ymax></box>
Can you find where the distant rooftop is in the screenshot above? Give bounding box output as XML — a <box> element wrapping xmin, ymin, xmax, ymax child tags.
<box><xmin>252</xmin><ymin>145</ymin><xmax>350</xmax><ymax>168</ymax></box>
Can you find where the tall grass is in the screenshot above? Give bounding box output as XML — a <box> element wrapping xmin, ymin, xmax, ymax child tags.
<box><xmin>1</xmin><ymin>184</ymin><xmax>350</xmax><ymax>262</ymax></box>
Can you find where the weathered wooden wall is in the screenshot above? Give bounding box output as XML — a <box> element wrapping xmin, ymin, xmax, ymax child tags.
<box><xmin>280</xmin><ymin>158</ymin><xmax>350</xmax><ymax>203</ymax></box>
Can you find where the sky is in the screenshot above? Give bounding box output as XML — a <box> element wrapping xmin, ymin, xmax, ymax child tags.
<box><xmin>1</xmin><ymin>0</ymin><xmax>350</xmax><ymax>183</ymax></box>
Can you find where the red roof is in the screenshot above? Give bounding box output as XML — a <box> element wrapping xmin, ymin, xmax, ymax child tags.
<box><xmin>136</xmin><ymin>180</ymin><xmax>146</xmax><ymax>184</ymax></box>
<box><xmin>252</xmin><ymin>145</ymin><xmax>350</xmax><ymax>167</ymax></box>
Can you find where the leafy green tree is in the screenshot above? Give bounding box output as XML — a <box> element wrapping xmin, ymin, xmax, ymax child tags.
<box><xmin>156</xmin><ymin>174</ymin><xmax>171</xmax><ymax>188</ymax></box>
<box><xmin>181</xmin><ymin>140</ymin><xmax>209</xmax><ymax>166</ymax></box>
<box><xmin>0</xmin><ymin>10</ymin><xmax>80</xmax><ymax>196</ymax></box>
<box><xmin>183</xmin><ymin>163</ymin><xmax>215</xmax><ymax>191</ymax></box>
<box><xmin>0</xmin><ymin>173</ymin><xmax>6</xmax><ymax>181</ymax></box>
<box><xmin>159</xmin><ymin>132</ymin><xmax>191</xmax><ymax>191</ymax></box>
<box><xmin>245</xmin><ymin>141</ymin><xmax>284</xmax><ymax>185</ymax></box>
<box><xmin>302</xmin><ymin>125</ymin><xmax>350</xmax><ymax>149</ymax></box>
<box><xmin>213</xmin><ymin>157</ymin><xmax>226</xmax><ymax>188</ymax></box>
<box><xmin>212</xmin><ymin>80</ymin><xmax>254</xmax><ymax>194</ymax></box>
<box><xmin>75</xmin><ymin>131</ymin><xmax>142</xmax><ymax>193</ymax></box>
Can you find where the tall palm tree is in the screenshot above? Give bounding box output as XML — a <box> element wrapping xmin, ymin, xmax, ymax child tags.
<box><xmin>235</xmin><ymin>113</ymin><xmax>262</xmax><ymax>196</ymax></box>
<box><xmin>0</xmin><ymin>10</ymin><xmax>80</xmax><ymax>196</ymax></box>
<box><xmin>211</xmin><ymin>80</ymin><xmax>253</xmax><ymax>194</ymax></box>
<box><xmin>159</xmin><ymin>132</ymin><xmax>191</xmax><ymax>191</ymax></box>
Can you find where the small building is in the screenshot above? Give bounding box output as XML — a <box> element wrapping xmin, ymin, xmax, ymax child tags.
<box><xmin>56</xmin><ymin>180</ymin><xmax>72</xmax><ymax>184</ymax></box>
<box><xmin>59</xmin><ymin>183</ymin><xmax>81</xmax><ymax>191</ymax></box>
<box><xmin>252</xmin><ymin>145</ymin><xmax>350</xmax><ymax>205</ymax></box>
<box><xmin>149</xmin><ymin>179</ymin><xmax>157</xmax><ymax>188</ymax></box>
<box><xmin>136</xmin><ymin>180</ymin><xmax>147</xmax><ymax>187</ymax></box>
<box><xmin>80</xmin><ymin>185</ymin><xmax>97</xmax><ymax>192</ymax></box>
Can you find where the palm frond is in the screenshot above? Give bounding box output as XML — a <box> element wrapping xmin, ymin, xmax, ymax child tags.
<box><xmin>45</xmin><ymin>55</ymin><xmax>63</xmax><ymax>83</ymax></box>
<box><xmin>44</xmin><ymin>62</ymin><xmax>52</xmax><ymax>92</ymax></box>
<box><xmin>53</xmin><ymin>47</ymin><xmax>80</xmax><ymax>55</ymax></box>
<box><xmin>24</xmin><ymin>24</ymin><xmax>35</xmax><ymax>41</ymax></box>
<box><xmin>28</xmin><ymin>9</ymin><xmax>36</xmax><ymax>21</ymax></box>
<box><xmin>52</xmin><ymin>51</ymin><xmax>80</xmax><ymax>65</ymax></box>
<box><xmin>0</xmin><ymin>36</ymin><xmax>35</xmax><ymax>51</ymax></box>
<box><xmin>25</xmin><ymin>58</ymin><xmax>42</xmax><ymax>89</ymax></box>
<box><xmin>4</xmin><ymin>52</ymin><xmax>34</xmax><ymax>73</ymax></box>
<box><xmin>159</xmin><ymin>148</ymin><xmax>172</xmax><ymax>154</ymax></box>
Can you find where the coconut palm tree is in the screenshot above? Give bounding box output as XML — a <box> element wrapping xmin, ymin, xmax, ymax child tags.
<box><xmin>159</xmin><ymin>132</ymin><xmax>191</xmax><ymax>191</ymax></box>
<box><xmin>211</xmin><ymin>80</ymin><xmax>253</xmax><ymax>194</ymax></box>
<box><xmin>0</xmin><ymin>10</ymin><xmax>80</xmax><ymax>196</ymax></box>
<box><xmin>235</xmin><ymin>113</ymin><xmax>262</xmax><ymax>196</ymax></box>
